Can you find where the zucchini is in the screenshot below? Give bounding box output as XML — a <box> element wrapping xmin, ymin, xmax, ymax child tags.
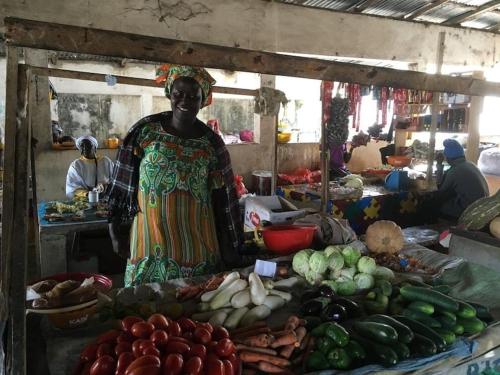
<box><xmin>410</xmin><ymin>333</ymin><xmax>437</xmax><ymax>357</ymax></box>
<box><xmin>364</xmin><ymin>300</ymin><xmax>388</xmax><ymax>315</ymax></box>
<box><xmin>399</xmin><ymin>286</ymin><xmax>459</xmax><ymax>312</ymax></box>
<box><xmin>390</xmin><ymin>341</ymin><xmax>411</xmax><ymax>360</ymax></box>
<box><xmin>434</xmin><ymin>328</ymin><xmax>456</xmax><ymax>346</ymax></box>
<box><xmin>364</xmin><ymin>314</ymin><xmax>414</xmax><ymax>344</ymax></box>
<box><xmin>345</xmin><ymin>340</ymin><xmax>366</xmax><ymax>361</ymax></box>
<box><xmin>393</xmin><ymin>315</ymin><xmax>447</xmax><ymax>352</ymax></box>
<box><xmin>353</xmin><ymin>321</ymin><xmax>398</xmax><ymax>345</ymax></box>
<box><xmin>453</xmin><ymin>324</ymin><xmax>464</xmax><ymax>335</ymax></box>
<box><xmin>402</xmin><ymin>309</ymin><xmax>442</xmax><ymax>328</ymax></box>
<box><xmin>407</xmin><ymin>301</ymin><xmax>435</xmax><ymax>315</ymax></box>
<box><xmin>431</xmin><ymin>285</ymin><xmax>451</xmax><ymax>294</ymax></box>
<box><xmin>457</xmin><ymin>317</ymin><xmax>485</xmax><ymax>335</ymax></box>
<box><xmin>457</xmin><ymin>301</ymin><xmax>477</xmax><ymax>319</ymax></box>
<box><xmin>350</xmin><ymin>332</ymin><xmax>399</xmax><ymax>367</ymax></box>
<box><xmin>436</xmin><ymin>314</ymin><xmax>456</xmax><ymax>330</ymax></box>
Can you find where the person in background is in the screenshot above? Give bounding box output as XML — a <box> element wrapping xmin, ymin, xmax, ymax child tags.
<box><xmin>435</xmin><ymin>138</ymin><xmax>489</xmax><ymax>221</ymax></box>
<box><xmin>107</xmin><ymin>64</ymin><xmax>244</xmax><ymax>286</ymax></box>
<box><xmin>66</xmin><ymin>135</ymin><xmax>114</xmax><ymax>199</ymax></box>
<box><xmin>328</xmin><ymin>132</ymin><xmax>370</xmax><ymax>179</ymax></box>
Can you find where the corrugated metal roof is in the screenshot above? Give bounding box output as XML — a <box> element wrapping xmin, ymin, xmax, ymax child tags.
<box><xmin>275</xmin><ymin>0</ymin><xmax>500</xmax><ymax>31</ymax></box>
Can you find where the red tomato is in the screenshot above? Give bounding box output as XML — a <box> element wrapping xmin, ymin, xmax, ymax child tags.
<box><xmin>183</xmin><ymin>356</ymin><xmax>203</xmax><ymax>375</ymax></box>
<box><xmin>142</xmin><ymin>346</ymin><xmax>160</xmax><ymax>357</ymax></box>
<box><xmin>117</xmin><ymin>332</ymin><xmax>135</xmax><ymax>344</ymax></box>
<box><xmin>225</xmin><ymin>353</ymin><xmax>240</xmax><ymax>375</ymax></box>
<box><xmin>167</xmin><ymin>321</ymin><xmax>182</xmax><ymax>337</ymax></box>
<box><xmin>197</xmin><ymin>322</ymin><xmax>214</xmax><ymax>333</ymax></box>
<box><xmin>168</xmin><ymin>336</ymin><xmax>190</xmax><ymax>344</ymax></box>
<box><xmin>215</xmin><ymin>339</ymin><xmax>235</xmax><ymax>358</ymax></box>
<box><xmin>97</xmin><ymin>330</ymin><xmax>121</xmax><ymax>345</ymax></box>
<box><xmin>182</xmin><ymin>331</ymin><xmax>193</xmax><ymax>341</ymax></box>
<box><xmin>193</xmin><ymin>327</ymin><xmax>212</xmax><ymax>345</ymax></box>
<box><xmin>89</xmin><ymin>355</ymin><xmax>116</xmax><ymax>375</ymax></box>
<box><xmin>121</xmin><ymin>317</ymin><xmax>144</xmax><ymax>333</ymax></box>
<box><xmin>206</xmin><ymin>357</ymin><xmax>225</xmax><ymax>375</ymax></box>
<box><xmin>177</xmin><ymin>318</ymin><xmax>197</xmax><ymax>332</ymax></box>
<box><xmin>162</xmin><ymin>354</ymin><xmax>183</xmax><ymax>375</ymax></box>
<box><xmin>187</xmin><ymin>344</ymin><xmax>206</xmax><ymax>361</ymax></box>
<box><xmin>131</xmin><ymin>322</ymin><xmax>155</xmax><ymax>339</ymax></box>
<box><xmin>97</xmin><ymin>343</ymin><xmax>114</xmax><ymax>358</ymax></box>
<box><xmin>206</xmin><ymin>341</ymin><xmax>218</xmax><ymax>354</ymax></box>
<box><xmin>116</xmin><ymin>352</ymin><xmax>135</xmax><ymax>374</ymax></box>
<box><xmin>212</xmin><ymin>326</ymin><xmax>230</xmax><ymax>341</ymax></box>
<box><xmin>164</xmin><ymin>341</ymin><xmax>190</xmax><ymax>355</ymax></box>
<box><xmin>222</xmin><ymin>360</ymin><xmax>234</xmax><ymax>375</ymax></box>
<box><xmin>80</xmin><ymin>343</ymin><xmax>99</xmax><ymax>362</ymax></box>
<box><xmin>125</xmin><ymin>355</ymin><xmax>160</xmax><ymax>375</ymax></box>
<box><xmin>147</xmin><ymin>314</ymin><xmax>169</xmax><ymax>331</ymax></box>
<box><xmin>114</xmin><ymin>342</ymin><xmax>132</xmax><ymax>357</ymax></box>
<box><xmin>150</xmin><ymin>330</ymin><xmax>169</xmax><ymax>348</ymax></box>
<box><xmin>132</xmin><ymin>340</ymin><xmax>154</xmax><ymax>358</ymax></box>
<box><xmin>127</xmin><ymin>366</ymin><xmax>161</xmax><ymax>375</ymax></box>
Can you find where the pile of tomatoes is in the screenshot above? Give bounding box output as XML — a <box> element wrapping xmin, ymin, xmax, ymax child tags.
<box><xmin>75</xmin><ymin>314</ymin><xmax>240</xmax><ymax>375</ymax></box>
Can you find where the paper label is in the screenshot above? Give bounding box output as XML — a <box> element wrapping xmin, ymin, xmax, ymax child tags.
<box><xmin>254</xmin><ymin>259</ymin><xmax>277</xmax><ymax>278</ymax></box>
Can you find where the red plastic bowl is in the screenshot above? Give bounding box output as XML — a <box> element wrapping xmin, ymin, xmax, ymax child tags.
<box><xmin>261</xmin><ymin>225</ymin><xmax>317</xmax><ymax>255</ymax></box>
<box><xmin>30</xmin><ymin>272</ymin><xmax>113</xmax><ymax>293</ymax></box>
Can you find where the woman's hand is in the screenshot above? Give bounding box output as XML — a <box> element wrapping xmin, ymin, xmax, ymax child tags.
<box><xmin>108</xmin><ymin>222</ymin><xmax>130</xmax><ymax>259</ymax></box>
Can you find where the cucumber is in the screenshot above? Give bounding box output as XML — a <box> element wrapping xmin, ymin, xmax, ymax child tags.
<box><xmin>410</xmin><ymin>333</ymin><xmax>437</xmax><ymax>357</ymax></box>
<box><xmin>364</xmin><ymin>314</ymin><xmax>414</xmax><ymax>344</ymax></box>
<box><xmin>457</xmin><ymin>301</ymin><xmax>476</xmax><ymax>319</ymax></box>
<box><xmin>393</xmin><ymin>315</ymin><xmax>447</xmax><ymax>352</ymax></box>
<box><xmin>353</xmin><ymin>321</ymin><xmax>399</xmax><ymax>345</ymax></box>
<box><xmin>407</xmin><ymin>301</ymin><xmax>435</xmax><ymax>315</ymax></box>
<box><xmin>453</xmin><ymin>324</ymin><xmax>464</xmax><ymax>335</ymax></box>
<box><xmin>469</xmin><ymin>302</ymin><xmax>494</xmax><ymax>322</ymax></box>
<box><xmin>434</xmin><ymin>328</ymin><xmax>456</xmax><ymax>346</ymax></box>
<box><xmin>389</xmin><ymin>295</ymin><xmax>405</xmax><ymax>315</ymax></box>
<box><xmin>457</xmin><ymin>317</ymin><xmax>485</xmax><ymax>335</ymax></box>
<box><xmin>350</xmin><ymin>332</ymin><xmax>399</xmax><ymax>367</ymax></box>
<box><xmin>376</xmin><ymin>280</ymin><xmax>393</xmax><ymax>297</ymax></box>
<box><xmin>431</xmin><ymin>285</ymin><xmax>451</xmax><ymax>294</ymax></box>
<box><xmin>399</xmin><ymin>286</ymin><xmax>459</xmax><ymax>312</ymax></box>
<box><xmin>402</xmin><ymin>309</ymin><xmax>442</xmax><ymax>328</ymax></box>
<box><xmin>436</xmin><ymin>315</ymin><xmax>456</xmax><ymax>330</ymax></box>
<box><xmin>390</xmin><ymin>341</ymin><xmax>411</xmax><ymax>360</ymax></box>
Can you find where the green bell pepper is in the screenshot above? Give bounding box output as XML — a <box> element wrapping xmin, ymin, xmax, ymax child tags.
<box><xmin>325</xmin><ymin>322</ymin><xmax>350</xmax><ymax>347</ymax></box>
<box><xmin>327</xmin><ymin>347</ymin><xmax>352</xmax><ymax>370</ymax></box>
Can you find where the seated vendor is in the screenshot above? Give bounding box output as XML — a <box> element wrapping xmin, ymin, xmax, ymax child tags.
<box><xmin>436</xmin><ymin>138</ymin><xmax>489</xmax><ymax>221</ymax></box>
<box><xmin>66</xmin><ymin>135</ymin><xmax>115</xmax><ymax>199</ymax></box>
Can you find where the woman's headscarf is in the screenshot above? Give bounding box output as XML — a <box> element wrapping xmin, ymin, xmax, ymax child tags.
<box><xmin>76</xmin><ymin>135</ymin><xmax>98</xmax><ymax>151</ymax></box>
<box><xmin>155</xmin><ymin>64</ymin><xmax>216</xmax><ymax>107</ymax></box>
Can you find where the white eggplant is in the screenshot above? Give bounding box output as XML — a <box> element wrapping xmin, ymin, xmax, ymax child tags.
<box><xmin>273</xmin><ymin>277</ymin><xmax>300</xmax><ymax>289</ymax></box>
<box><xmin>249</xmin><ymin>272</ymin><xmax>267</xmax><ymax>306</ymax></box>
<box><xmin>209</xmin><ymin>310</ymin><xmax>229</xmax><ymax>327</ymax></box>
<box><xmin>268</xmin><ymin>289</ymin><xmax>292</xmax><ymax>302</ymax></box>
<box><xmin>224</xmin><ymin>307</ymin><xmax>249</xmax><ymax>329</ymax></box>
<box><xmin>191</xmin><ymin>308</ymin><xmax>233</xmax><ymax>322</ymax></box>
<box><xmin>209</xmin><ymin>279</ymin><xmax>248</xmax><ymax>310</ymax></box>
<box><xmin>200</xmin><ymin>271</ymin><xmax>240</xmax><ymax>302</ymax></box>
<box><xmin>231</xmin><ymin>289</ymin><xmax>251</xmax><ymax>308</ymax></box>
<box><xmin>240</xmin><ymin>305</ymin><xmax>272</xmax><ymax>327</ymax></box>
<box><xmin>262</xmin><ymin>295</ymin><xmax>285</xmax><ymax>310</ymax></box>
<box><xmin>262</xmin><ymin>279</ymin><xmax>274</xmax><ymax>290</ymax></box>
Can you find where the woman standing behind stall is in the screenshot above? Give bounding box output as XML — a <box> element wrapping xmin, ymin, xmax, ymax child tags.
<box><xmin>107</xmin><ymin>65</ymin><xmax>243</xmax><ymax>286</ymax></box>
<box><xmin>66</xmin><ymin>135</ymin><xmax>114</xmax><ymax>199</ymax></box>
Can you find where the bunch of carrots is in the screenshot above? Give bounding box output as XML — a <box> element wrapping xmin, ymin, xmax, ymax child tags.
<box><xmin>231</xmin><ymin>315</ymin><xmax>311</xmax><ymax>374</ymax></box>
<box><xmin>176</xmin><ymin>274</ymin><xmax>226</xmax><ymax>301</ymax></box>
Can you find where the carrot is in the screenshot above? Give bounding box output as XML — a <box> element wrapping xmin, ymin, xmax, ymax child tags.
<box><xmin>231</xmin><ymin>321</ymin><xmax>267</xmax><ymax>335</ymax></box>
<box><xmin>239</xmin><ymin>351</ymin><xmax>291</xmax><ymax>367</ymax></box>
<box><xmin>233</xmin><ymin>327</ymin><xmax>271</xmax><ymax>339</ymax></box>
<box><xmin>236</xmin><ymin>344</ymin><xmax>278</xmax><ymax>356</ymax></box>
<box><xmin>270</xmin><ymin>332</ymin><xmax>297</xmax><ymax>348</ymax></box>
<box><xmin>238</xmin><ymin>334</ymin><xmax>274</xmax><ymax>348</ymax></box>
<box><xmin>284</xmin><ymin>315</ymin><xmax>301</xmax><ymax>331</ymax></box>
<box><xmin>300</xmin><ymin>333</ymin><xmax>311</xmax><ymax>351</ymax></box>
<box><xmin>295</xmin><ymin>327</ymin><xmax>307</xmax><ymax>348</ymax></box>
<box><xmin>257</xmin><ymin>361</ymin><xmax>290</xmax><ymax>374</ymax></box>
<box><xmin>270</xmin><ymin>330</ymin><xmax>290</xmax><ymax>337</ymax></box>
<box><xmin>279</xmin><ymin>344</ymin><xmax>295</xmax><ymax>359</ymax></box>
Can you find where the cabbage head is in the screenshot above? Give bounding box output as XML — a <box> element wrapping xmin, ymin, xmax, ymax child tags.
<box><xmin>329</xmin><ymin>268</ymin><xmax>342</xmax><ymax>281</ymax></box>
<box><xmin>357</xmin><ymin>256</ymin><xmax>377</xmax><ymax>275</ymax></box>
<box><xmin>342</xmin><ymin>246</ymin><xmax>361</xmax><ymax>267</ymax></box>
<box><xmin>292</xmin><ymin>249</ymin><xmax>313</xmax><ymax>276</ymax></box>
<box><xmin>324</xmin><ymin>245</ymin><xmax>342</xmax><ymax>258</ymax></box>
<box><xmin>335</xmin><ymin>277</ymin><xmax>357</xmax><ymax>296</ymax></box>
<box><xmin>305</xmin><ymin>270</ymin><xmax>324</xmax><ymax>286</ymax></box>
<box><xmin>354</xmin><ymin>273</ymin><xmax>375</xmax><ymax>290</ymax></box>
<box><xmin>309</xmin><ymin>251</ymin><xmax>329</xmax><ymax>274</ymax></box>
<box><xmin>373</xmin><ymin>266</ymin><xmax>395</xmax><ymax>280</ymax></box>
<box><xmin>339</xmin><ymin>266</ymin><xmax>357</xmax><ymax>280</ymax></box>
<box><xmin>327</xmin><ymin>251</ymin><xmax>344</xmax><ymax>272</ymax></box>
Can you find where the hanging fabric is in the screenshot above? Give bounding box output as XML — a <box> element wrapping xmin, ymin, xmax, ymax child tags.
<box><xmin>381</xmin><ymin>87</ymin><xmax>388</xmax><ymax>126</ymax></box>
<box><xmin>347</xmin><ymin>83</ymin><xmax>361</xmax><ymax>131</ymax></box>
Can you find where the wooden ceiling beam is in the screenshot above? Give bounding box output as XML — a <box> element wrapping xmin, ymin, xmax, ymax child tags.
<box><xmin>443</xmin><ymin>0</ymin><xmax>500</xmax><ymax>25</ymax></box>
<box><xmin>5</xmin><ymin>17</ymin><xmax>500</xmax><ymax>96</ymax></box>
<box><xmin>404</xmin><ymin>0</ymin><xmax>451</xmax><ymax>20</ymax></box>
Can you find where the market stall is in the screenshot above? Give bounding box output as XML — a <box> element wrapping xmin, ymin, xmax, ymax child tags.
<box><xmin>5</xmin><ymin>17</ymin><xmax>500</xmax><ymax>375</ymax></box>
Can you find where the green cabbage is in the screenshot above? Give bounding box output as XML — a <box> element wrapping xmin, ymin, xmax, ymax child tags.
<box><xmin>373</xmin><ymin>266</ymin><xmax>395</xmax><ymax>280</ymax></box>
<box><xmin>342</xmin><ymin>246</ymin><xmax>361</xmax><ymax>267</ymax></box>
<box><xmin>292</xmin><ymin>249</ymin><xmax>313</xmax><ymax>276</ymax></box>
<box><xmin>305</xmin><ymin>270</ymin><xmax>324</xmax><ymax>286</ymax></box>
<box><xmin>324</xmin><ymin>245</ymin><xmax>342</xmax><ymax>257</ymax></box>
<box><xmin>309</xmin><ymin>251</ymin><xmax>329</xmax><ymax>274</ymax></box>
<box><xmin>357</xmin><ymin>256</ymin><xmax>377</xmax><ymax>275</ymax></box>
<box><xmin>329</xmin><ymin>268</ymin><xmax>342</xmax><ymax>280</ymax></box>
<box><xmin>339</xmin><ymin>266</ymin><xmax>357</xmax><ymax>280</ymax></box>
<box><xmin>354</xmin><ymin>273</ymin><xmax>375</xmax><ymax>290</ymax></box>
<box><xmin>335</xmin><ymin>277</ymin><xmax>357</xmax><ymax>296</ymax></box>
<box><xmin>327</xmin><ymin>252</ymin><xmax>345</xmax><ymax>272</ymax></box>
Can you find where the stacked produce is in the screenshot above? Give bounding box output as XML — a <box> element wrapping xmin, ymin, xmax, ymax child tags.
<box><xmin>75</xmin><ymin>314</ymin><xmax>240</xmax><ymax>375</ymax></box>
<box><xmin>292</xmin><ymin>245</ymin><xmax>394</xmax><ymax>295</ymax></box>
<box><xmin>459</xmin><ymin>189</ymin><xmax>500</xmax><ymax>231</ymax></box>
<box><xmin>192</xmin><ymin>272</ymin><xmax>297</xmax><ymax>330</ymax></box>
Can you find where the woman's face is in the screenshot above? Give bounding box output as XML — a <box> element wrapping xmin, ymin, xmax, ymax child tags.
<box><xmin>81</xmin><ymin>139</ymin><xmax>96</xmax><ymax>159</ymax></box>
<box><xmin>170</xmin><ymin>77</ymin><xmax>203</xmax><ymax>124</ymax></box>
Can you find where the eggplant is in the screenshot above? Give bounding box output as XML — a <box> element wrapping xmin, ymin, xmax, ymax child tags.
<box><xmin>301</xmin><ymin>300</ymin><xmax>323</xmax><ymax>316</ymax></box>
<box><xmin>318</xmin><ymin>284</ymin><xmax>336</xmax><ymax>298</ymax></box>
<box><xmin>321</xmin><ymin>303</ymin><xmax>347</xmax><ymax>322</ymax></box>
<box><xmin>332</xmin><ymin>297</ymin><xmax>362</xmax><ymax>317</ymax></box>
<box><xmin>300</xmin><ymin>289</ymin><xmax>321</xmax><ymax>304</ymax></box>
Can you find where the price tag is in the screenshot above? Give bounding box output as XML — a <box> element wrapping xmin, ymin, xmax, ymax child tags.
<box><xmin>254</xmin><ymin>259</ymin><xmax>277</xmax><ymax>278</ymax></box>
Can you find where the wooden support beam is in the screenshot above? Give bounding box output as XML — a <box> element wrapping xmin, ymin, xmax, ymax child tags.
<box><xmin>404</xmin><ymin>0</ymin><xmax>451</xmax><ymax>20</ymax></box>
<box><xmin>444</xmin><ymin>0</ymin><xmax>500</xmax><ymax>25</ymax></box>
<box><xmin>6</xmin><ymin>18</ymin><xmax>500</xmax><ymax>97</ymax></box>
<box><xmin>467</xmin><ymin>72</ymin><xmax>485</xmax><ymax>163</ymax></box>
<box><xmin>28</xmin><ymin>66</ymin><xmax>258</xmax><ymax>96</ymax></box>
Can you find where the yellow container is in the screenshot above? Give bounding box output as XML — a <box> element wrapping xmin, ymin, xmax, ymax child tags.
<box><xmin>277</xmin><ymin>132</ymin><xmax>292</xmax><ymax>144</ymax></box>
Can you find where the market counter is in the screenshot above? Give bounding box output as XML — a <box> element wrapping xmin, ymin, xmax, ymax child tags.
<box><xmin>277</xmin><ymin>184</ymin><xmax>438</xmax><ymax>234</ymax></box>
